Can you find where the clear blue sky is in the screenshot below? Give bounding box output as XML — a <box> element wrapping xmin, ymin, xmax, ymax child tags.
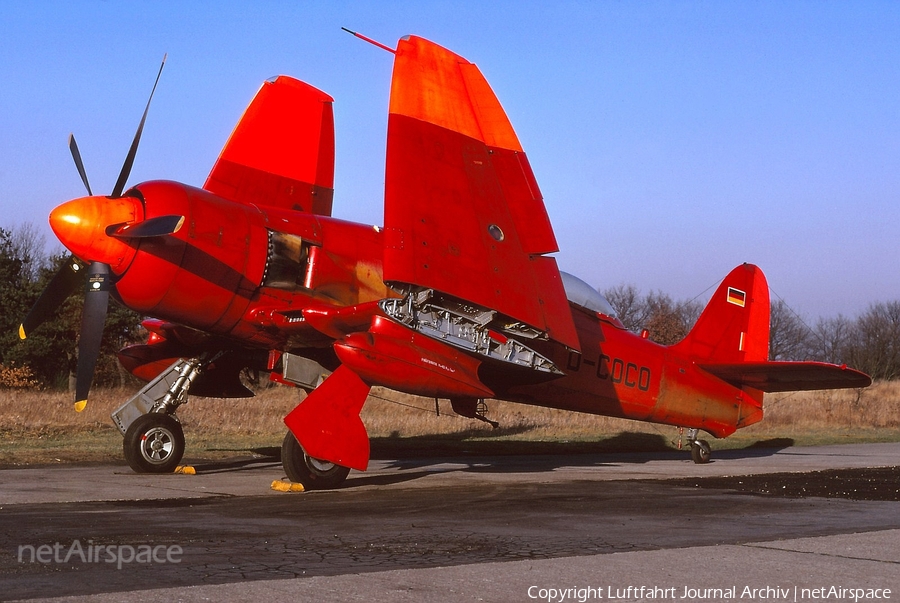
<box><xmin>1</xmin><ymin>1</ymin><xmax>898</xmax><ymax>320</ymax></box>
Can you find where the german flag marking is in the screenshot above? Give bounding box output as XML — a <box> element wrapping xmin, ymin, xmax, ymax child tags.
<box><xmin>727</xmin><ymin>287</ymin><xmax>746</xmax><ymax>307</ymax></box>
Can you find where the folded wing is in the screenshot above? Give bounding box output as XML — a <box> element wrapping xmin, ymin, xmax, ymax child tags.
<box><xmin>204</xmin><ymin>76</ymin><xmax>335</xmax><ymax>215</ymax></box>
<box><xmin>383</xmin><ymin>36</ymin><xmax>579</xmax><ymax>350</ymax></box>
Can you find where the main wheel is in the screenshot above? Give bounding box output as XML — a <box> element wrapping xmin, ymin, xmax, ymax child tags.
<box><xmin>691</xmin><ymin>439</ymin><xmax>712</xmax><ymax>464</ymax></box>
<box><xmin>124</xmin><ymin>413</ymin><xmax>185</xmax><ymax>474</ymax></box>
<box><xmin>281</xmin><ymin>431</ymin><xmax>350</xmax><ymax>490</ymax></box>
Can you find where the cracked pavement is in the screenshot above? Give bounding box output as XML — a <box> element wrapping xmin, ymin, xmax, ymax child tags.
<box><xmin>1</xmin><ymin>443</ymin><xmax>899</xmax><ymax>601</ymax></box>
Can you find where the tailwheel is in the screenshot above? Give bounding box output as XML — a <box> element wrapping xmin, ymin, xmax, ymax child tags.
<box><xmin>124</xmin><ymin>413</ymin><xmax>185</xmax><ymax>473</ymax></box>
<box><xmin>691</xmin><ymin>439</ymin><xmax>712</xmax><ymax>464</ymax></box>
<box><xmin>281</xmin><ymin>431</ymin><xmax>350</xmax><ymax>490</ymax></box>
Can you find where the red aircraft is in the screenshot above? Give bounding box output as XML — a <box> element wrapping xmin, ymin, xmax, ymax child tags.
<box><xmin>20</xmin><ymin>34</ymin><xmax>870</xmax><ymax>489</ymax></box>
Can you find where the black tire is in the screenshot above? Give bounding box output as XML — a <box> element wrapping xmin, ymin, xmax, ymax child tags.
<box><xmin>281</xmin><ymin>431</ymin><xmax>350</xmax><ymax>490</ymax></box>
<box><xmin>123</xmin><ymin>413</ymin><xmax>185</xmax><ymax>473</ymax></box>
<box><xmin>691</xmin><ymin>439</ymin><xmax>712</xmax><ymax>464</ymax></box>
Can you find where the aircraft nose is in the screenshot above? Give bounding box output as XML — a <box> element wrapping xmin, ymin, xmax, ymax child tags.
<box><xmin>49</xmin><ymin>195</ymin><xmax>143</xmax><ymax>273</ymax></box>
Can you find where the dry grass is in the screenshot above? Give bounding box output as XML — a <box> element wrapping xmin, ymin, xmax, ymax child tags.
<box><xmin>756</xmin><ymin>382</ymin><xmax>900</xmax><ymax>429</ymax></box>
<box><xmin>1</xmin><ymin>382</ymin><xmax>898</xmax><ymax>467</ymax></box>
<box><xmin>733</xmin><ymin>382</ymin><xmax>900</xmax><ymax>449</ymax></box>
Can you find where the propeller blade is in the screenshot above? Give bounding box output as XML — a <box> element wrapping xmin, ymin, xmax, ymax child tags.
<box><xmin>74</xmin><ymin>261</ymin><xmax>111</xmax><ymax>411</ymax></box>
<box><xmin>19</xmin><ymin>256</ymin><xmax>85</xmax><ymax>340</ymax></box>
<box><xmin>111</xmin><ymin>54</ymin><xmax>167</xmax><ymax>198</ymax></box>
<box><xmin>68</xmin><ymin>134</ymin><xmax>93</xmax><ymax>196</ymax></box>
<box><xmin>106</xmin><ymin>214</ymin><xmax>185</xmax><ymax>239</ymax></box>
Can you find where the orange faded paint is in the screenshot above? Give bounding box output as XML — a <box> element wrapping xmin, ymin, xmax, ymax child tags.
<box><xmin>389</xmin><ymin>36</ymin><xmax>522</xmax><ymax>152</ymax></box>
<box><xmin>651</xmin><ymin>362</ymin><xmax>758</xmax><ymax>438</ymax></box>
<box><xmin>49</xmin><ymin>195</ymin><xmax>142</xmax><ymax>273</ymax></box>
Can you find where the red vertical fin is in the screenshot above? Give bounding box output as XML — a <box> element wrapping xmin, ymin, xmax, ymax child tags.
<box><xmin>283</xmin><ymin>365</ymin><xmax>371</xmax><ymax>471</ymax></box>
<box><xmin>672</xmin><ymin>263</ymin><xmax>771</xmax><ymax>363</ymax></box>
<box><xmin>383</xmin><ymin>36</ymin><xmax>579</xmax><ymax>350</ymax></box>
<box><xmin>686</xmin><ymin>266</ymin><xmax>871</xmax><ymax>393</ymax></box>
<box><xmin>204</xmin><ymin>76</ymin><xmax>335</xmax><ymax>215</ymax></box>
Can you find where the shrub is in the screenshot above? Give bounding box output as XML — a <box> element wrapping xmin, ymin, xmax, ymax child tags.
<box><xmin>0</xmin><ymin>364</ymin><xmax>40</xmax><ymax>389</ymax></box>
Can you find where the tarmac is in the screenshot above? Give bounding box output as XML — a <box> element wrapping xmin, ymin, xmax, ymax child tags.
<box><xmin>2</xmin><ymin>442</ymin><xmax>899</xmax><ymax>602</ymax></box>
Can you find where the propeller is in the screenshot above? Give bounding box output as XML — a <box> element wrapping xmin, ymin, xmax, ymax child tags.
<box><xmin>19</xmin><ymin>257</ymin><xmax>84</xmax><ymax>341</ymax></box>
<box><xmin>19</xmin><ymin>55</ymin><xmax>167</xmax><ymax>412</ymax></box>
<box><xmin>68</xmin><ymin>134</ymin><xmax>93</xmax><ymax>196</ymax></box>
<box><xmin>112</xmin><ymin>54</ymin><xmax>166</xmax><ymax>198</ymax></box>
<box><xmin>74</xmin><ymin>261</ymin><xmax>111</xmax><ymax>411</ymax></box>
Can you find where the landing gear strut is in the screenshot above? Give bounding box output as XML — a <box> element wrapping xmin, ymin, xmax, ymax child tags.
<box><xmin>281</xmin><ymin>431</ymin><xmax>350</xmax><ymax>490</ymax></box>
<box><xmin>112</xmin><ymin>356</ymin><xmax>212</xmax><ymax>473</ymax></box>
<box><xmin>684</xmin><ymin>428</ymin><xmax>711</xmax><ymax>464</ymax></box>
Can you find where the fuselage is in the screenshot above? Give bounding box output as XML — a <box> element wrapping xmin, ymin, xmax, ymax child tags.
<box><xmin>505</xmin><ymin>308</ymin><xmax>764</xmax><ymax>437</ymax></box>
<box><xmin>53</xmin><ymin>179</ymin><xmax>762</xmax><ymax>439</ymax></box>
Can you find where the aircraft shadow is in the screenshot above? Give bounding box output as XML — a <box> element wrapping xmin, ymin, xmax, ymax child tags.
<box><xmin>369</xmin><ymin>429</ymin><xmax>674</xmax><ymax>459</ymax></box>
<box><xmin>181</xmin><ymin>435</ymin><xmax>796</xmax><ymax>487</ymax></box>
<box><xmin>711</xmin><ymin>438</ymin><xmax>796</xmax><ymax>460</ymax></box>
<box><xmin>185</xmin><ymin>447</ymin><xmax>281</xmax><ymax>473</ymax></box>
<box><xmin>354</xmin><ymin>434</ymin><xmax>798</xmax><ymax>486</ymax></box>
<box><xmin>363</xmin><ymin>432</ymin><xmax>678</xmax><ymax>483</ymax></box>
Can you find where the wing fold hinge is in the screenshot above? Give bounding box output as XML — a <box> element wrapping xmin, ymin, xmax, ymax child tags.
<box><xmin>380</xmin><ymin>288</ymin><xmax>563</xmax><ymax>376</ymax></box>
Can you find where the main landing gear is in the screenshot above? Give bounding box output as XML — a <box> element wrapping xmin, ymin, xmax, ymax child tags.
<box><xmin>112</xmin><ymin>358</ymin><xmax>207</xmax><ymax>474</ymax></box>
<box><xmin>123</xmin><ymin>413</ymin><xmax>185</xmax><ymax>473</ymax></box>
<box><xmin>680</xmin><ymin>428</ymin><xmax>712</xmax><ymax>464</ymax></box>
<box><xmin>281</xmin><ymin>431</ymin><xmax>350</xmax><ymax>490</ymax></box>
<box><xmin>113</xmin><ymin>352</ymin><xmax>351</xmax><ymax>488</ymax></box>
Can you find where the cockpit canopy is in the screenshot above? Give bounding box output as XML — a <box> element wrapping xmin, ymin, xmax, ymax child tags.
<box><xmin>560</xmin><ymin>271</ymin><xmax>618</xmax><ymax>318</ymax></box>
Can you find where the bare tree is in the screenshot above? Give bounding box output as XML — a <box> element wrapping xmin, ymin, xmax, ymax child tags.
<box><xmin>602</xmin><ymin>285</ymin><xmax>701</xmax><ymax>345</ymax></box>
<box><xmin>845</xmin><ymin>301</ymin><xmax>900</xmax><ymax>380</ymax></box>
<box><xmin>8</xmin><ymin>222</ymin><xmax>48</xmax><ymax>281</ymax></box>
<box><xmin>642</xmin><ymin>291</ymin><xmax>684</xmax><ymax>345</ymax></box>
<box><xmin>768</xmin><ymin>299</ymin><xmax>813</xmax><ymax>360</ymax></box>
<box><xmin>808</xmin><ymin>314</ymin><xmax>854</xmax><ymax>365</ymax></box>
<box><xmin>603</xmin><ymin>283</ymin><xmax>646</xmax><ymax>332</ymax></box>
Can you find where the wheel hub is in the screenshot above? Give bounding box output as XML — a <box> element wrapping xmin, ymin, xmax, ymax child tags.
<box><xmin>305</xmin><ymin>454</ymin><xmax>336</xmax><ymax>474</ymax></box>
<box><xmin>142</xmin><ymin>428</ymin><xmax>174</xmax><ymax>463</ymax></box>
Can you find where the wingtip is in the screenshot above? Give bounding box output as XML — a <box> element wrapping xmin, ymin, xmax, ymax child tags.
<box><xmin>74</xmin><ymin>400</ymin><xmax>87</xmax><ymax>413</ymax></box>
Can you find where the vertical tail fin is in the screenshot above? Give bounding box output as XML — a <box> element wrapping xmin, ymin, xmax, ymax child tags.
<box><xmin>672</xmin><ymin>263</ymin><xmax>770</xmax><ymax>363</ymax></box>
<box><xmin>678</xmin><ymin>264</ymin><xmax>870</xmax><ymax>395</ymax></box>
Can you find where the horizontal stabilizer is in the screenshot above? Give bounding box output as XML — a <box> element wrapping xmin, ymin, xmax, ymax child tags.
<box><xmin>699</xmin><ymin>361</ymin><xmax>872</xmax><ymax>392</ymax></box>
